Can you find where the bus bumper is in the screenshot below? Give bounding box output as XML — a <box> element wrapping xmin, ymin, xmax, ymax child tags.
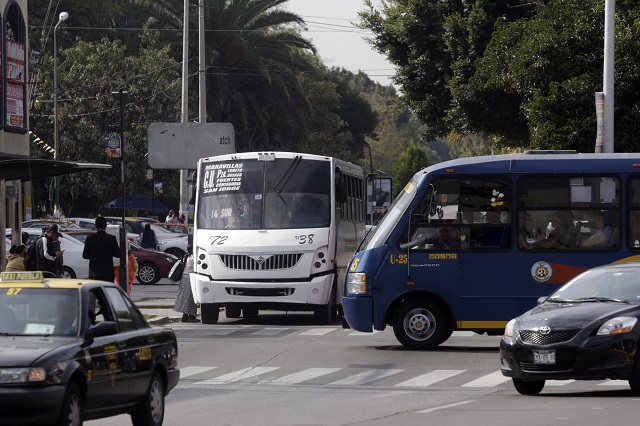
<box><xmin>190</xmin><ymin>273</ymin><xmax>334</xmax><ymax>306</ymax></box>
<box><xmin>341</xmin><ymin>296</ymin><xmax>373</xmax><ymax>332</ymax></box>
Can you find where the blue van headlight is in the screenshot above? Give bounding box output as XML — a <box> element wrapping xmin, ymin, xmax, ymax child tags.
<box><xmin>346</xmin><ymin>273</ymin><xmax>367</xmax><ymax>295</ymax></box>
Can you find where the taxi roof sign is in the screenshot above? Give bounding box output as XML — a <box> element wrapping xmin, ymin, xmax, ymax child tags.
<box><xmin>0</xmin><ymin>271</ymin><xmax>45</xmax><ymax>282</ymax></box>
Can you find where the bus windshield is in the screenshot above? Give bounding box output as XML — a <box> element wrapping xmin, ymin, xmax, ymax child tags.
<box><xmin>197</xmin><ymin>156</ymin><xmax>331</xmax><ymax>230</ymax></box>
<box><xmin>364</xmin><ymin>178</ymin><xmax>417</xmax><ymax>250</ymax></box>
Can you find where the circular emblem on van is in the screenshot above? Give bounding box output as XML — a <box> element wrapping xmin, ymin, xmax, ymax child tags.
<box><xmin>539</xmin><ymin>326</ymin><xmax>551</xmax><ymax>335</ymax></box>
<box><xmin>531</xmin><ymin>261</ymin><xmax>552</xmax><ymax>283</ymax></box>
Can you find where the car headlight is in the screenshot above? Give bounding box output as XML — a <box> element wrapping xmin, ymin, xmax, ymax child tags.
<box><xmin>597</xmin><ymin>317</ymin><xmax>637</xmax><ymax>335</ymax></box>
<box><xmin>502</xmin><ymin>319</ymin><xmax>516</xmax><ymax>343</ymax></box>
<box><xmin>346</xmin><ymin>273</ymin><xmax>367</xmax><ymax>294</ymax></box>
<box><xmin>0</xmin><ymin>367</ymin><xmax>46</xmax><ymax>384</ymax></box>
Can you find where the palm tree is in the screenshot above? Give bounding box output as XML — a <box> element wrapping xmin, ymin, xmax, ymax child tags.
<box><xmin>127</xmin><ymin>0</ymin><xmax>317</xmax><ymax>150</ymax></box>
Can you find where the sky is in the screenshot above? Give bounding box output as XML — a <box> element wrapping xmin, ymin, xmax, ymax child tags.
<box><xmin>284</xmin><ymin>0</ymin><xmax>395</xmax><ymax>87</ymax></box>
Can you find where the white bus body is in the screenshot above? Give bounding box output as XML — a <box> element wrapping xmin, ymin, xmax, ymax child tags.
<box><xmin>190</xmin><ymin>152</ymin><xmax>365</xmax><ymax>324</ymax></box>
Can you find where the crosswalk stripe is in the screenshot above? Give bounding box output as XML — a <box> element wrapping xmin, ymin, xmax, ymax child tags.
<box><xmin>546</xmin><ymin>380</ymin><xmax>574</xmax><ymax>386</ymax></box>
<box><xmin>180</xmin><ymin>366</ymin><xmax>217</xmax><ymax>378</ymax></box>
<box><xmin>195</xmin><ymin>367</ymin><xmax>280</xmax><ymax>384</ymax></box>
<box><xmin>396</xmin><ymin>369</ymin><xmax>464</xmax><ymax>387</ymax></box>
<box><xmin>329</xmin><ymin>369</ymin><xmax>404</xmax><ymax>386</ymax></box>
<box><xmin>203</xmin><ymin>328</ymin><xmax>242</xmax><ymax>336</ymax></box>
<box><xmin>598</xmin><ymin>379</ymin><xmax>628</xmax><ymax>386</ymax></box>
<box><xmin>462</xmin><ymin>371</ymin><xmax>510</xmax><ymax>387</ymax></box>
<box><xmin>266</xmin><ymin>368</ymin><xmax>342</xmax><ymax>385</ymax></box>
<box><xmin>250</xmin><ymin>328</ymin><xmax>289</xmax><ymax>336</ymax></box>
<box><xmin>299</xmin><ymin>328</ymin><xmax>337</xmax><ymax>336</ymax></box>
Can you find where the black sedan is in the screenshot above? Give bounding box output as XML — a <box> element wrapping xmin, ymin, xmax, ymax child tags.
<box><xmin>501</xmin><ymin>262</ymin><xmax>640</xmax><ymax>395</ymax></box>
<box><xmin>0</xmin><ymin>271</ymin><xmax>179</xmax><ymax>425</ymax></box>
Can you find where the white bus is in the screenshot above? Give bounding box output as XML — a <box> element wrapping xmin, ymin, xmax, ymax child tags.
<box><xmin>190</xmin><ymin>151</ymin><xmax>366</xmax><ymax>324</ymax></box>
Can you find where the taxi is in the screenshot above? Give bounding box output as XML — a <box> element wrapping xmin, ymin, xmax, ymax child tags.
<box><xmin>0</xmin><ymin>272</ymin><xmax>179</xmax><ymax>425</ymax></box>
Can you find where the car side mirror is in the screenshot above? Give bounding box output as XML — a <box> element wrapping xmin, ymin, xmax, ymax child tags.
<box><xmin>88</xmin><ymin>321</ymin><xmax>118</xmax><ymax>340</ymax></box>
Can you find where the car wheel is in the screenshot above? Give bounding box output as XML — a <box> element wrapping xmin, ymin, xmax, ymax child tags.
<box><xmin>201</xmin><ymin>303</ymin><xmax>220</xmax><ymax>324</ymax></box>
<box><xmin>131</xmin><ymin>371</ymin><xmax>165</xmax><ymax>426</ymax></box>
<box><xmin>61</xmin><ymin>266</ymin><xmax>76</xmax><ymax>279</ymax></box>
<box><xmin>243</xmin><ymin>306</ymin><xmax>259</xmax><ymax>319</ymax></box>
<box><xmin>392</xmin><ymin>299</ymin><xmax>452</xmax><ymax>349</ymax></box>
<box><xmin>512</xmin><ymin>378</ymin><xmax>545</xmax><ymax>395</ymax></box>
<box><xmin>629</xmin><ymin>350</ymin><xmax>640</xmax><ymax>394</ymax></box>
<box><xmin>225</xmin><ymin>305</ymin><xmax>241</xmax><ymax>318</ymax></box>
<box><xmin>137</xmin><ymin>263</ymin><xmax>160</xmax><ymax>285</ymax></box>
<box><xmin>57</xmin><ymin>381</ymin><xmax>82</xmax><ymax>426</ymax></box>
<box><xmin>165</xmin><ymin>248</ymin><xmax>185</xmax><ymax>259</ymax></box>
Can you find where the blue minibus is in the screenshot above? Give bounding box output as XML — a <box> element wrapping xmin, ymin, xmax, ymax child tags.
<box><xmin>342</xmin><ymin>151</ymin><xmax>640</xmax><ymax>348</ymax></box>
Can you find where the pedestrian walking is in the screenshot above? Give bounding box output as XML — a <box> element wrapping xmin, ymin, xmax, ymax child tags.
<box><xmin>52</xmin><ymin>231</ymin><xmax>64</xmax><ymax>277</ymax></box>
<box><xmin>139</xmin><ymin>223</ymin><xmax>158</xmax><ymax>250</ymax></box>
<box><xmin>36</xmin><ymin>224</ymin><xmax>63</xmax><ymax>277</ymax></box>
<box><xmin>173</xmin><ymin>240</ymin><xmax>199</xmax><ymax>322</ymax></box>
<box><xmin>5</xmin><ymin>244</ymin><xmax>26</xmax><ymax>272</ymax></box>
<box><xmin>82</xmin><ymin>216</ymin><xmax>120</xmax><ymax>282</ymax></box>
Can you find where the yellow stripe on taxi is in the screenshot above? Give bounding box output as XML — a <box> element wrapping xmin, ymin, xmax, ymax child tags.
<box><xmin>0</xmin><ymin>271</ymin><xmax>102</xmax><ymax>288</ymax></box>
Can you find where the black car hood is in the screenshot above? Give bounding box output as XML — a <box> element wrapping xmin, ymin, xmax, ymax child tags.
<box><xmin>517</xmin><ymin>301</ymin><xmax>639</xmax><ymax>330</ymax></box>
<box><xmin>0</xmin><ymin>336</ymin><xmax>75</xmax><ymax>367</ymax></box>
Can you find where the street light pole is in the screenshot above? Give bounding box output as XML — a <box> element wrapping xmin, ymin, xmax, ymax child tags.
<box><xmin>113</xmin><ymin>89</ymin><xmax>128</xmax><ymax>294</ymax></box>
<box><xmin>53</xmin><ymin>11</ymin><xmax>69</xmax><ymax>213</ymax></box>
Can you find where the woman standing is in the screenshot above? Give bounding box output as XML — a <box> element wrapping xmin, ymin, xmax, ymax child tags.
<box><xmin>6</xmin><ymin>245</ymin><xmax>26</xmax><ymax>271</ymax></box>
<box><xmin>173</xmin><ymin>242</ymin><xmax>199</xmax><ymax>322</ymax></box>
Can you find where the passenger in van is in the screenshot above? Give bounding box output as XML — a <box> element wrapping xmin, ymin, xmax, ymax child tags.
<box><xmin>581</xmin><ymin>211</ymin><xmax>612</xmax><ymax>248</ymax></box>
<box><xmin>531</xmin><ymin>211</ymin><xmax>573</xmax><ymax>249</ymax></box>
<box><xmin>480</xmin><ymin>211</ymin><xmax>510</xmax><ymax>248</ymax></box>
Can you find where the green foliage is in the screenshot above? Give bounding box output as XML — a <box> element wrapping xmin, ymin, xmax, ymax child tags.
<box><xmin>392</xmin><ymin>140</ymin><xmax>430</xmax><ymax>197</ymax></box>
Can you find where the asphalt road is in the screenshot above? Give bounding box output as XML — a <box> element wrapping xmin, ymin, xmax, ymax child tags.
<box><xmin>86</xmin><ymin>290</ymin><xmax>640</xmax><ymax>426</ymax></box>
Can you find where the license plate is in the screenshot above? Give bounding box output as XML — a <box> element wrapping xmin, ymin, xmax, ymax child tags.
<box><xmin>533</xmin><ymin>350</ymin><xmax>556</xmax><ymax>365</ymax></box>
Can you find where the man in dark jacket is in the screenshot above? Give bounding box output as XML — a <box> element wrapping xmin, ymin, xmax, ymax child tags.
<box><xmin>82</xmin><ymin>216</ymin><xmax>120</xmax><ymax>282</ymax></box>
<box><xmin>36</xmin><ymin>224</ymin><xmax>63</xmax><ymax>277</ymax></box>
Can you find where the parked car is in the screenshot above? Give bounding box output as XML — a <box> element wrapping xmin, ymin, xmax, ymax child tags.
<box><xmin>501</xmin><ymin>261</ymin><xmax>640</xmax><ymax>395</ymax></box>
<box><xmin>65</xmin><ymin>230</ymin><xmax>179</xmax><ymax>284</ymax></box>
<box><xmin>7</xmin><ymin>228</ymin><xmax>89</xmax><ymax>279</ymax></box>
<box><xmin>0</xmin><ymin>271</ymin><xmax>179</xmax><ymax>425</ymax></box>
<box><xmin>153</xmin><ymin>222</ymin><xmax>191</xmax><ymax>235</ymax></box>
<box><xmin>142</xmin><ymin>224</ymin><xmax>188</xmax><ymax>259</ymax></box>
<box><xmin>22</xmin><ymin>220</ymin><xmax>81</xmax><ymax>231</ymax></box>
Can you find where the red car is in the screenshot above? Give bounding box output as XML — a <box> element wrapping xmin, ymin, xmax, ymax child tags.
<box><xmin>64</xmin><ymin>231</ymin><xmax>179</xmax><ymax>284</ymax></box>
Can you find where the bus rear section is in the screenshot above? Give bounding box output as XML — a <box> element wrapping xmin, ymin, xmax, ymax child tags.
<box><xmin>190</xmin><ymin>151</ymin><xmax>365</xmax><ymax>324</ymax></box>
<box><xmin>343</xmin><ymin>152</ymin><xmax>640</xmax><ymax>349</ymax></box>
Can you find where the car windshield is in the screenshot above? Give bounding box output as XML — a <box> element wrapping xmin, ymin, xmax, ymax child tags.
<box><xmin>549</xmin><ymin>267</ymin><xmax>640</xmax><ymax>303</ymax></box>
<box><xmin>0</xmin><ymin>288</ymin><xmax>79</xmax><ymax>336</ymax></box>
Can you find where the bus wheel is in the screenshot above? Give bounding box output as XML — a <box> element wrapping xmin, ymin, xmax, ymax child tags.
<box><xmin>201</xmin><ymin>304</ymin><xmax>220</xmax><ymax>324</ymax></box>
<box><xmin>243</xmin><ymin>307</ymin><xmax>259</xmax><ymax>318</ymax></box>
<box><xmin>225</xmin><ymin>305</ymin><xmax>242</xmax><ymax>318</ymax></box>
<box><xmin>393</xmin><ymin>299</ymin><xmax>450</xmax><ymax>349</ymax></box>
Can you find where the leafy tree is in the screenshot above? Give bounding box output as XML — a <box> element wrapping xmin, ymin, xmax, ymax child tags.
<box><xmin>392</xmin><ymin>140</ymin><xmax>430</xmax><ymax>197</ymax></box>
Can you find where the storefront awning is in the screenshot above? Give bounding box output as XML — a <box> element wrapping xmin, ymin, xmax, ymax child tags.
<box><xmin>0</xmin><ymin>158</ymin><xmax>111</xmax><ymax>181</ymax></box>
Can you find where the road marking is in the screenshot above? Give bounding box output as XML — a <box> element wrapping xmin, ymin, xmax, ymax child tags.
<box><xmin>203</xmin><ymin>328</ymin><xmax>242</xmax><ymax>336</ymax></box>
<box><xmin>179</xmin><ymin>366</ymin><xmax>217</xmax><ymax>378</ymax></box>
<box><xmin>251</xmin><ymin>328</ymin><xmax>289</xmax><ymax>336</ymax></box>
<box><xmin>299</xmin><ymin>328</ymin><xmax>337</xmax><ymax>336</ymax></box>
<box><xmin>348</xmin><ymin>330</ymin><xmax>380</xmax><ymax>336</ymax></box>
<box><xmin>329</xmin><ymin>369</ymin><xmax>404</xmax><ymax>386</ymax></box>
<box><xmin>396</xmin><ymin>369</ymin><xmax>465</xmax><ymax>387</ymax></box>
<box><xmin>195</xmin><ymin>367</ymin><xmax>280</xmax><ymax>384</ymax></box>
<box><xmin>598</xmin><ymin>379</ymin><xmax>628</xmax><ymax>386</ymax></box>
<box><xmin>546</xmin><ymin>380</ymin><xmax>574</xmax><ymax>386</ymax></box>
<box><xmin>462</xmin><ymin>371</ymin><xmax>510</xmax><ymax>387</ymax></box>
<box><xmin>266</xmin><ymin>368</ymin><xmax>342</xmax><ymax>385</ymax></box>
<box><xmin>419</xmin><ymin>400</ymin><xmax>474</xmax><ymax>413</ymax></box>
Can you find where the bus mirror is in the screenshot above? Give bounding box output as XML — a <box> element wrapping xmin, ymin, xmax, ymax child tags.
<box><xmin>188</xmin><ymin>171</ymin><xmax>197</xmax><ymax>205</ymax></box>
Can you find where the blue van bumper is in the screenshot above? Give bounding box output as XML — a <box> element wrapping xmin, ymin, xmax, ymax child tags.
<box><xmin>341</xmin><ymin>296</ymin><xmax>373</xmax><ymax>332</ymax></box>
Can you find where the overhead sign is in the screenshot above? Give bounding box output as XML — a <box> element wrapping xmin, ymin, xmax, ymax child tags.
<box><xmin>147</xmin><ymin>122</ymin><xmax>235</xmax><ymax>169</ymax></box>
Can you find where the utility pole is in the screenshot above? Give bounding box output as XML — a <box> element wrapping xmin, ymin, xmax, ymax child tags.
<box><xmin>601</xmin><ymin>0</ymin><xmax>615</xmax><ymax>153</ymax></box>
<box><xmin>179</xmin><ymin>0</ymin><xmax>190</xmax><ymax>221</ymax></box>
<box><xmin>113</xmin><ymin>89</ymin><xmax>128</xmax><ymax>293</ymax></box>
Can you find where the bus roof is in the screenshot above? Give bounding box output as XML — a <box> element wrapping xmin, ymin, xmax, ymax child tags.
<box><xmin>421</xmin><ymin>151</ymin><xmax>640</xmax><ymax>177</ymax></box>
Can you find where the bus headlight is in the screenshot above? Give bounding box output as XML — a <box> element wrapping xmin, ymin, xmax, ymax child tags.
<box><xmin>346</xmin><ymin>273</ymin><xmax>367</xmax><ymax>294</ymax></box>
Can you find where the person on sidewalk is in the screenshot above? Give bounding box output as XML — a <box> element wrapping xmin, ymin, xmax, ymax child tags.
<box><xmin>82</xmin><ymin>216</ymin><xmax>120</xmax><ymax>282</ymax></box>
<box><xmin>5</xmin><ymin>244</ymin><xmax>26</xmax><ymax>271</ymax></box>
<box><xmin>139</xmin><ymin>223</ymin><xmax>158</xmax><ymax>250</ymax></box>
<box><xmin>36</xmin><ymin>225</ymin><xmax>63</xmax><ymax>277</ymax></box>
<box><xmin>173</xmin><ymin>241</ymin><xmax>199</xmax><ymax>322</ymax></box>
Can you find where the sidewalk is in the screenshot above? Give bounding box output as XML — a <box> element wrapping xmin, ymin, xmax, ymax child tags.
<box><xmin>136</xmin><ymin>298</ymin><xmax>183</xmax><ymax>325</ymax></box>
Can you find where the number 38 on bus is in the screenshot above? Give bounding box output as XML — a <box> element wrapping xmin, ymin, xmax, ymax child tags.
<box><xmin>343</xmin><ymin>151</ymin><xmax>640</xmax><ymax>349</ymax></box>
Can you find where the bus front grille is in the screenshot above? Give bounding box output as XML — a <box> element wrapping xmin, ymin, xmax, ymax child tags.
<box><xmin>219</xmin><ymin>253</ymin><xmax>303</xmax><ymax>270</ymax></box>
